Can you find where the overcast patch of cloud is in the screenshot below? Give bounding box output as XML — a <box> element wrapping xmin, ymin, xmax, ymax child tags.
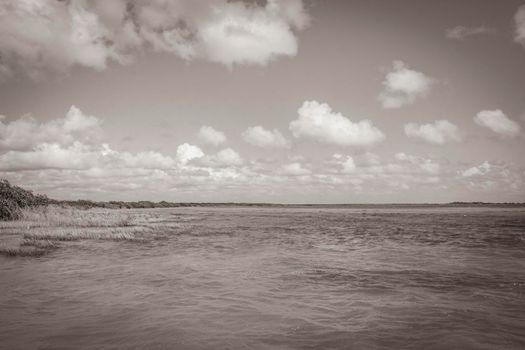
<box><xmin>446</xmin><ymin>26</ymin><xmax>494</xmax><ymax>40</ymax></box>
<box><xmin>0</xmin><ymin>0</ymin><xmax>310</xmax><ymax>80</ymax></box>
<box><xmin>474</xmin><ymin>110</ymin><xmax>521</xmax><ymax>137</ymax></box>
<box><xmin>404</xmin><ymin>120</ymin><xmax>461</xmax><ymax>144</ymax></box>
<box><xmin>242</xmin><ymin>126</ymin><xmax>290</xmax><ymax>148</ymax></box>
<box><xmin>378</xmin><ymin>61</ymin><xmax>433</xmax><ymax>109</ymax></box>
<box><xmin>290</xmin><ymin>101</ymin><xmax>385</xmax><ymax>146</ymax></box>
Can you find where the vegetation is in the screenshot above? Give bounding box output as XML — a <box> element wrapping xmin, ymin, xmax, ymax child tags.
<box><xmin>0</xmin><ymin>180</ymin><xmax>48</xmax><ymax>221</ymax></box>
<box><xmin>0</xmin><ymin>204</ymin><xmax>176</xmax><ymax>258</ymax></box>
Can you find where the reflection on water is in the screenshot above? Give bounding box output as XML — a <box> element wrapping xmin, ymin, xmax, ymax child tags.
<box><xmin>1</xmin><ymin>207</ymin><xmax>525</xmax><ymax>349</ymax></box>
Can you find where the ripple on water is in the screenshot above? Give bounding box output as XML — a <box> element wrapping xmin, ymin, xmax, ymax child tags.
<box><xmin>1</xmin><ymin>206</ymin><xmax>525</xmax><ymax>349</ymax></box>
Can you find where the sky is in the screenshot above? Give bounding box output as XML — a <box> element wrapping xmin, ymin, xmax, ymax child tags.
<box><xmin>0</xmin><ymin>0</ymin><xmax>525</xmax><ymax>203</ymax></box>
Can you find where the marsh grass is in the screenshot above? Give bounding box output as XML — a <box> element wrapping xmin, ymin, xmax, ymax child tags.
<box><xmin>20</xmin><ymin>238</ymin><xmax>60</xmax><ymax>249</ymax></box>
<box><xmin>23</xmin><ymin>227</ymin><xmax>146</xmax><ymax>242</ymax></box>
<box><xmin>20</xmin><ymin>205</ymin><xmax>134</xmax><ymax>228</ymax></box>
<box><xmin>0</xmin><ymin>206</ymin><xmax>163</xmax><ymax>257</ymax></box>
<box><xmin>0</xmin><ymin>244</ymin><xmax>48</xmax><ymax>257</ymax></box>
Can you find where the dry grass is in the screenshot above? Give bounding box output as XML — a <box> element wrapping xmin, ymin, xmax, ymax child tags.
<box><xmin>0</xmin><ymin>206</ymin><xmax>162</xmax><ymax>257</ymax></box>
<box><xmin>0</xmin><ymin>244</ymin><xmax>48</xmax><ymax>257</ymax></box>
<box><xmin>19</xmin><ymin>205</ymin><xmax>134</xmax><ymax>228</ymax></box>
<box><xmin>20</xmin><ymin>238</ymin><xmax>60</xmax><ymax>249</ymax></box>
<box><xmin>23</xmin><ymin>227</ymin><xmax>145</xmax><ymax>242</ymax></box>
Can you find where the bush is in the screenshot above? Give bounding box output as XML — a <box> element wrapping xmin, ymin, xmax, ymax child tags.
<box><xmin>0</xmin><ymin>180</ymin><xmax>48</xmax><ymax>221</ymax></box>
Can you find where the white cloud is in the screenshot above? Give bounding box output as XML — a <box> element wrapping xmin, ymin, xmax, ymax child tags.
<box><xmin>461</xmin><ymin>161</ymin><xmax>491</xmax><ymax>177</ymax></box>
<box><xmin>458</xmin><ymin>161</ymin><xmax>524</xmax><ymax>193</ymax></box>
<box><xmin>474</xmin><ymin>110</ymin><xmax>521</xmax><ymax>137</ymax></box>
<box><xmin>341</xmin><ymin>156</ymin><xmax>356</xmax><ymax>173</ymax></box>
<box><xmin>0</xmin><ymin>142</ymin><xmax>176</xmax><ymax>172</ymax></box>
<box><xmin>290</xmin><ymin>100</ymin><xmax>385</xmax><ymax>146</ymax></box>
<box><xmin>242</xmin><ymin>126</ymin><xmax>290</xmax><ymax>148</ymax></box>
<box><xmin>282</xmin><ymin>162</ymin><xmax>311</xmax><ymax>176</ymax></box>
<box><xmin>0</xmin><ymin>142</ymin><xmax>98</xmax><ymax>171</ymax></box>
<box><xmin>378</xmin><ymin>60</ymin><xmax>433</xmax><ymax>109</ymax></box>
<box><xmin>197</xmin><ymin>125</ymin><xmax>226</xmax><ymax>147</ymax></box>
<box><xmin>446</xmin><ymin>26</ymin><xmax>494</xmax><ymax>40</ymax></box>
<box><xmin>176</xmin><ymin>143</ymin><xmax>204</xmax><ymax>164</ymax></box>
<box><xmin>515</xmin><ymin>5</ymin><xmax>525</xmax><ymax>46</ymax></box>
<box><xmin>0</xmin><ymin>105</ymin><xmax>101</xmax><ymax>151</ymax></box>
<box><xmin>214</xmin><ymin>148</ymin><xmax>243</xmax><ymax>166</ymax></box>
<box><xmin>197</xmin><ymin>0</ymin><xmax>309</xmax><ymax>67</ymax></box>
<box><xmin>395</xmin><ymin>152</ymin><xmax>440</xmax><ymax>174</ymax></box>
<box><xmin>404</xmin><ymin>120</ymin><xmax>461</xmax><ymax>144</ymax></box>
<box><xmin>0</xmin><ymin>0</ymin><xmax>310</xmax><ymax>79</ymax></box>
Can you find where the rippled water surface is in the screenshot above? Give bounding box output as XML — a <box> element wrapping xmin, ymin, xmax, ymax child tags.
<box><xmin>1</xmin><ymin>206</ymin><xmax>525</xmax><ymax>349</ymax></box>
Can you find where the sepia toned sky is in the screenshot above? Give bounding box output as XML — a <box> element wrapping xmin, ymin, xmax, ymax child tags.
<box><xmin>1</xmin><ymin>0</ymin><xmax>525</xmax><ymax>203</ymax></box>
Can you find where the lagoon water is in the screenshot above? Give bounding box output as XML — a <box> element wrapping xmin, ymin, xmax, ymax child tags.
<box><xmin>1</xmin><ymin>206</ymin><xmax>525</xmax><ymax>349</ymax></box>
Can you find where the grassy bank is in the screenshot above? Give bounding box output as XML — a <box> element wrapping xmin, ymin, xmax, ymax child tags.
<box><xmin>0</xmin><ymin>205</ymin><xmax>179</xmax><ymax>258</ymax></box>
<box><xmin>0</xmin><ymin>180</ymin><xmax>48</xmax><ymax>221</ymax></box>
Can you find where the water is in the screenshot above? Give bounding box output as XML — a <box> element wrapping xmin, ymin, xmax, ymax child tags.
<box><xmin>1</xmin><ymin>206</ymin><xmax>524</xmax><ymax>349</ymax></box>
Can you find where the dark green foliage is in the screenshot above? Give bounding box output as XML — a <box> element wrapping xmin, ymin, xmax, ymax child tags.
<box><xmin>0</xmin><ymin>180</ymin><xmax>48</xmax><ymax>221</ymax></box>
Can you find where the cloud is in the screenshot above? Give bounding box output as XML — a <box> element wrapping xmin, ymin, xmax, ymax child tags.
<box><xmin>197</xmin><ymin>125</ymin><xmax>226</xmax><ymax>147</ymax></box>
<box><xmin>175</xmin><ymin>143</ymin><xmax>204</xmax><ymax>164</ymax></box>
<box><xmin>474</xmin><ymin>110</ymin><xmax>521</xmax><ymax>137</ymax></box>
<box><xmin>290</xmin><ymin>101</ymin><xmax>385</xmax><ymax>146</ymax></box>
<box><xmin>0</xmin><ymin>142</ymin><xmax>176</xmax><ymax>172</ymax></box>
<box><xmin>0</xmin><ymin>0</ymin><xmax>310</xmax><ymax>80</ymax></box>
<box><xmin>446</xmin><ymin>26</ymin><xmax>494</xmax><ymax>40</ymax></box>
<box><xmin>515</xmin><ymin>5</ymin><xmax>525</xmax><ymax>46</ymax></box>
<box><xmin>461</xmin><ymin>161</ymin><xmax>491</xmax><ymax>177</ymax></box>
<box><xmin>2</xmin><ymin>106</ymin><xmax>523</xmax><ymax>202</ymax></box>
<box><xmin>282</xmin><ymin>162</ymin><xmax>311</xmax><ymax>176</ymax></box>
<box><xmin>378</xmin><ymin>61</ymin><xmax>433</xmax><ymax>109</ymax></box>
<box><xmin>242</xmin><ymin>126</ymin><xmax>290</xmax><ymax>148</ymax></box>
<box><xmin>0</xmin><ymin>106</ymin><xmax>102</xmax><ymax>151</ymax></box>
<box><xmin>395</xmin><ymin>152</ymin><xmax>440</xmax><ymax>174</ymax></box>
<box><xmin>328</xmin><ymin>152</ymin><xmax>445</xmax><ymax>192</ymax></box>
<box><xmin>404</xmin><ymin>120</ymin><xmax>461</xmax><ymax>144</ymax></box>
<box><xmin>213</xmin><ymin>148</ymin><xmax>243</xmax><ymax>166</ymax></box>
<box><xmin>341</xmin><ymin>156</ymin><xmax>357</xmax><ymax>174</ymax></box>
<box><xmin>458</xmin><ymin>161</ymin><xmax>524</xmax><ymax>192</ymax></box>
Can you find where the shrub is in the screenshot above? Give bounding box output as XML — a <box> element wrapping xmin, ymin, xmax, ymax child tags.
<box><xmin>0</xmin><ymin>180</ymin><xmax>48</xmax><ymax>221</ymax></box>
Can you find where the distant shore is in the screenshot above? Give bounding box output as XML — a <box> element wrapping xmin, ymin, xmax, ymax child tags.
<box><xmin>53</xmin><ymin>199</ymin><xmax>525</xmax><ymax>210</ymax></box>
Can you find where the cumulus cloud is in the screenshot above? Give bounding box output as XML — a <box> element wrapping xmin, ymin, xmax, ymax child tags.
<box><xmin>176</xmin><ymin>143</ymin><xmax>204</xmax><ymax>164</ymax></box>
<box><xmin>395</xmin><ymin>152</ymin><xmax>440</xmax><ymax>175</ymax></box>
<box><xmin>474</xmin><ymin>110</ymin><xmax>521</xmax><ymax>137</ymax></box>
<box><xmin>289</xmin><ymin>101</ymin><xmax>385</xmax><ymax>146</ymax></box>
<box><xmin>242</xmin><ymin>126</ymin><xmax>290</xmax><ymax>148</ymax></box>
<box><xmin>515</xmin><ymin>5</ymin><xmax>525</xmax><ymax>46</ymax></box>
<box><xmin>0</xmin><ymin>0</ymin><xmax>310</xmax><ymax>79</ymax></box>
<box><xmin>338</xmin><ymin>155</ymin><xmax>356</xmax><ymax>174</ymax></box>
<box><xmin>213</xmin><ymin>148</ymin><xmax>243</xmax><ymax>166</ymax></box>
<box><xmin>0</xmin><ymin>106</ymin><xmax>101</xmax><ymax>151</ymax></box>
<box><xmin>446</xmin><ymin>26</ymin><xmax>494</xmax><ymax>40</ymax></box>
<box><xmin>197</xmin><ymin>125</ymin><xmax>226</xmax><ymax>147</ymax></box>
<box><xmin>461</xmin><ymin>161</ymin><xmax>491</xmax><ymax>177</ymax></box>
<box><xmin>404</xmin><ymin>120</ymin><xmax>461</xmax><ymax>144</ymax></box>
<box><xmin>328</xmin><ymin>152</ymin><xmax>445</xmax><ymax>193</ymax></box>
<box><xmin>378</xmin><ymin>61</ymin><xmax>433</xmax><ymax>109</ymax></box>
<box><xmin>282</xmin><ymin>162</ymin><xmax>311</xmax><ymax>176</ymax></box>
<box><xmin>0</xmin><ymin>141</ymin><xmax>177</xmax><ymax>172</ymax></box>
<box><xmin>458</xmin><ymin>161</ymin><xmax>523</xmax><ymax>192</ymax></box>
